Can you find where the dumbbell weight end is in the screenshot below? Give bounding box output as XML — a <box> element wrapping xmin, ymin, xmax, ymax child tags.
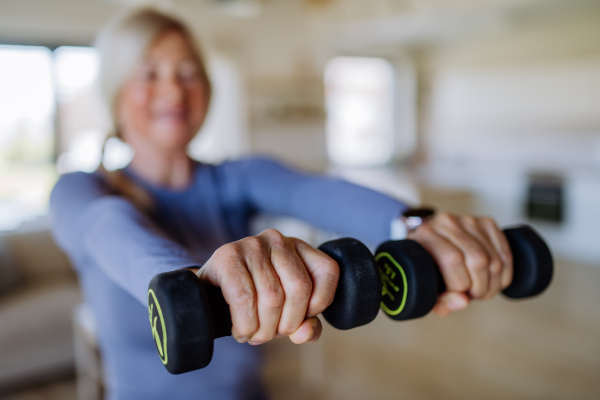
<box><xmin>148</xmin><ymin>269</ymin><xmax>231</xmax><ymax>374</ymax></box>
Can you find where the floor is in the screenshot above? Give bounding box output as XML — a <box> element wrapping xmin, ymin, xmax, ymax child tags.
<box><xmin>2</xmin><ymin>257</ymin><xmax>599</xmax><ymax>400</ymax></box>
<box><xmin>0</xmin><ymin>380</ymin><xmax>76</xmax><ymax>400</ymax></box>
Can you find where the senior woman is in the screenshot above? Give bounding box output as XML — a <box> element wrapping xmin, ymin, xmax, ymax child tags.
<box><xmin>50</xmin><ymin>7</ymin><xmax>513</xmax><ymax>400</ymax></box>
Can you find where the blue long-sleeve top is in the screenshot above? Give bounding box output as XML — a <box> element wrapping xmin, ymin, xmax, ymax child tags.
<box><xmin>50</xmin><ymin>157</ymin><xmax>406</xmax><ymax>400</ymax></box>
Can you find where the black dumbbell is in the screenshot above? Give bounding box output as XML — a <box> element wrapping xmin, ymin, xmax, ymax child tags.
<box><xmin>147</xmin><ymin>237</ymin><xmax>382</xmax><ymax>375</ymax></box>
<box><xmin>374</xmin><ymin>224</ymin><xmax>554</xmax><ymax>321</ymax></box>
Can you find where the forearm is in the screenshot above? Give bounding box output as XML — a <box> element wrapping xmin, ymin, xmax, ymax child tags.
<box><xmin>50</xmin><ymin>173</ymin><xmax>200</xmax><ymax>306</ymax></box>
<box><xmin>80</xmin><ymin>198</ymin><xmax>200</xmax><ymax>304</ymax></box>
<box><xmin>240</xmin><ymin>159</ymin><xmax>408</xmax><ymax>244</ymax></box>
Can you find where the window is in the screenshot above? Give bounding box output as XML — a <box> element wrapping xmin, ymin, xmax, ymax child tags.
<box><xmin>53</xmin><ymin>46</ymin><xmax>128</xmax><ymax>174</ymax></box>
<box><xmin>0</xmin><ymin>45</ymin><xmax>114</xmax><ymax>231</ymax></box>
<box><xmin>0</xmin><ymin>45</ymin><xmax>55</xmax><ymax>231</ymax></box>
<box><xmin>324</xmin><ymin>56</ymin><xmax>395</xmax><ymax>167</ymax></box>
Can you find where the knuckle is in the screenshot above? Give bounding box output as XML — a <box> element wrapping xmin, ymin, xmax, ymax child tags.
<box><xmin>236</xmin><ymin>326</ymin><xmax>258</xmax><ymax>339</ymax></box>
<box><xmin>310</xmin><ymin>295</ymin><xmax>331</xmax><ymax>313</ymax></box>
<box><xmin>470</xmin><ymin>250</ymin><xmax>490</xmax><ymax>272</ymax></box>
<box><xmin>243</xmin><ymin>236</ymin><xmax>264</xmax><ymax>251</ymax></box>
<box><xmin>489</xmin><ymin>257</ymin><xmax>503</xmax><ymax>275</ymax></box>
<box><xmin>415</xmin><ymin>223</ymin><xmax>434</xmax><ymax>237</ymax></box>
<box><xmin>452</xmin><ymin>278</ymin><xmax>471</xmax><ymax>293</ymax></box>
<box><xmin>319</xmin><ymin>258</ymin><xmax>340</xmax><ymax>279</ymax></box>
<box><xmin>460</xmin><ymin>215</ymin><xmax>477</xmax><ymax>228</ymax></box>
<box><xmin>249</xmin><ymin>330</ymin><xmax>274</xmax><ymax>344</ymax></box>
<box><xmin>479</xmin><ymin>216</ymin><xmax>496</xmax><ymax>228</ymax></box>
<box><xmin>438</xmin><ymin>212</ymin><xmax>457</xmax><ymax>225</ymax></box>
<box><xmin>278</xmin><ymin>325</ymin><xmax>296</xmax><ymax>337</ymax></box>
<box><xmin>287</xmin><ymin>275</ymin><xmax>313</xmax><ymax>298</ymax></box>
<box><xmin>471</xmin><ymin>291</ymin><xmax>486</xmax><ymax>300</ymax></box>
<box><xmin>261</xmin><ymin>285</ymin><xmax>284</xmax><ymax>309</ymax></box>
<box><xmin>230</xmin><ymin>287</ymin><xmax>255</xmax><ymax>307</ymax></box>
<box><xmin>217</xmin><ymin>242</ymin><xmax>241</xmax><ymax>258</ymax></box>
<box><xmin>261</xmin><ymin>228</ymin><xmax>286</xmax><ymax>244</ymax></box>
<box><xmin>441</xmin><ymin>248</ymin><xmax>464</xmax><ymax>268</ymax></box>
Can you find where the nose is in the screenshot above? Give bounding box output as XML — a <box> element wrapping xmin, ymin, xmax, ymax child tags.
<box><xmin>158</xmin><ymin>75</ymin><xmax>185</xmax><ymax>106</ymax></box>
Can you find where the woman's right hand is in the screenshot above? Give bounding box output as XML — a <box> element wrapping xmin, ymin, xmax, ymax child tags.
<box><xmin>196</xmin><ymin>229</ymin><xmax>340</xmax><ymax>345</ymax></box>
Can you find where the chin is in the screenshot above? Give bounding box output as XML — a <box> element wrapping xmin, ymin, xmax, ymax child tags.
<box><xmin>152</xmin><ymin>128</ymin><xmax>194</xmax><ymax>152</ymax></box>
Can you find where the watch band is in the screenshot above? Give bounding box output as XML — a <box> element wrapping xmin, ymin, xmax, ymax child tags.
<box><xmin>390</xmin><ymin>207</ymin><xmax>436</xmax><ymax>240</ymax></box>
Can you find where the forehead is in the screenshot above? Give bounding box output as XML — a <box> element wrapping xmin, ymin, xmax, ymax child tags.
<box><xmin>146</xmin><ymin>29</ymin><xmax>196</xmax><ymax>61</ymax></box>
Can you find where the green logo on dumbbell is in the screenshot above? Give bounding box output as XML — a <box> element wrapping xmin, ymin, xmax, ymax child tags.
<box><xmin>375</xmin><ymin>252</ymin><xmax>408</xmax><ymax>316</ymax></box>
<box><xmin>148</xmin><ymin>289</ymin><xmax>168</xmax><ymax>365</ymax></box>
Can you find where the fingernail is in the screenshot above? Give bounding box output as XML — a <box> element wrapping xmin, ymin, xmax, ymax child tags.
<box><xmin>235</xmin><ymin>337</ymin><xmax>248</xmax><ymax>344</ymax></box>
<box><xmin>248</xmin><ymin>341</ymin><xmax>260</xmax><ymax>346</ymax></box>
<box><xmin>306</xmin><ymin>319</ymin><xmax>321</xmax><ymax>343</ymax></box>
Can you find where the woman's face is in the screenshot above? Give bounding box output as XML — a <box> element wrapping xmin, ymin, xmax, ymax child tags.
<box><xmin>117</xmin><ymin>29</ymin><xmax>209</xmax><ymax>154</ymax></box>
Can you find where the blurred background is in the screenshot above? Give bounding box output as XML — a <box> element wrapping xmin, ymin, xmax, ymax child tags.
<box><xmin>0</xmin><ymin>0</ymin><xmax>599</xmax><ymax>399</ymax></box>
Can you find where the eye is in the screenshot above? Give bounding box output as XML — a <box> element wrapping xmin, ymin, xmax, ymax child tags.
<box><xmin>136</xmin><ymin>63</ymin><xmax>157</xmax><ymax>82</ymax></box>
<box><xmin>178</xmin><ymin>61</ymin><xmax>200</xmax><ymax>82</ymax></box>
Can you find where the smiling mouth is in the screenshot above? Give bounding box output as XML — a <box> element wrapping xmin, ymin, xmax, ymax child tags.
<box><xmin>154</xmin><ymin>111</ymin><xmax>188</xmax><ymax>123</ymax></box>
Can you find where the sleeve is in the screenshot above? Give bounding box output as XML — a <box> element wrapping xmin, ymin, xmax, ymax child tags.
<box><xmin>229</xmin><ymin>157</ymin><xmax>409</xmax><ymax>245</ymax></box>
<box><xmin>49</xmin><ymin>172</ymin><xmax>200</xmax><ymax>305</ymax></box>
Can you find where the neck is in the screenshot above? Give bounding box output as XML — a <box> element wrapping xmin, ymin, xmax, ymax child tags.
<box><xmin>127</xmin><ymin>142</ymin><xmax>193</xmax><ymax>190</ymax></box>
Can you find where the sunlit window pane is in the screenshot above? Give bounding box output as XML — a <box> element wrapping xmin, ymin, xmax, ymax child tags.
<box><xmin>0</xmin><ymin>45</ymin><xmax>55</xmax><ymax>231</ymax></box>
<box><xmin>325</xmin><ymin>56</ymin><xmax>395</xmax><ymax>167</ymax></box>
<box><xmin>54</xmin><ymin>46</ymin><xmax>100</xmax><ymax>102</ymax></box>
<box><xmin>53</xmin><ymin>46</ymin><xmax>121</xmax><ymax>173</ymax></box>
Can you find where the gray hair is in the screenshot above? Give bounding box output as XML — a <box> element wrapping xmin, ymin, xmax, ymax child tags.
<box><xmin>95</xmin><ymin>7</ymin><xmax>211</xmax><ymax>135</ymax></box>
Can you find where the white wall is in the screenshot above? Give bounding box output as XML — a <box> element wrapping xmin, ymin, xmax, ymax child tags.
<box><xmin>421</xmin><ymin>4</ymin><xmax>600</xmax><ymax>263</ymax></box>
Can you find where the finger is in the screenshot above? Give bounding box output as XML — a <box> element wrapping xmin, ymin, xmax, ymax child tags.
<box><xmin>292</xmin><ymin>238</ymin><xmax>339</xmax><ymax>317</ymax></box>
<box><xmin>459</xmin><ymin>216</ymin><xmax>504</xmax><ymax>298</ymax></box>
<box><xmin>199</xmin><ymin>245</ymin><xmax>257</xmax><ymax>344</ymax></box>
<box><xmin>433</xmin><ymin>215</ymin><xmax>491</xmax><ymax>299</ymax></box>
<box><xmin>483</xmin><ymin>268</ymin><xmax>503</xmax><ymax>300</ymax></box>
<box><xmin>243</xmin><ymin>236</ymin><xmax>285</xmax><ymax>345</ymax></box>
<box><xmin>264</xmin><ymin>232</ymin><xmax>313</xmax><ymax>337</ymax></box>
<box><xmin>409</xmin><ymin>225</ymin><xmax>471</xmax><ymax>293</ymax></box>
<box><xmin>433</xmin><ymin>292</ymin><xmax>470</xmax><ymax>317</ymax></box>
<box><xmin>288</xmin><ymin>317</ymin><xmax>322</xmax><ymax>344</ymax></box>
<box><xmin>480</xmin><ymin>217</ymin><xmax>514</xmax><ymax>289</ymax></box>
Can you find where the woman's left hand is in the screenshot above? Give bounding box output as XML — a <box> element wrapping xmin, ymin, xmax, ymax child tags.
<box><xmin>407</xmin><ymin>213</ymin><xmax>513</xmax><ymax>316</ymax></box>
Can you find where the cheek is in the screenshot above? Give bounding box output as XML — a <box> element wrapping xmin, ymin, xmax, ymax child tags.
<box><xmin>187</xmin><ymin>84</ymin><xmax>209</xmax><ymax>128</ymax></box>
<box><xmin>120</xmin><ymin>85</ymin><xmax>152</xmax><ymax>133</ymax></box>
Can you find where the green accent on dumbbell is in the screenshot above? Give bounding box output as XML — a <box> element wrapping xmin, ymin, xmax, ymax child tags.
<box><xmin>375</xmin><ymin>252</ymin><xmax>408</xmax><ymax>316</ymax></box>
<box><xmin>148</xmin><ymin>289</ymin><xmax>168</xmax><ymax>365</ymax></box>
